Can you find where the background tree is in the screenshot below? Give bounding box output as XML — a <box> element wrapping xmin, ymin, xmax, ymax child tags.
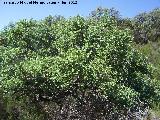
<box><xmin>132</xmin><ymin>8</ymin><xmax>160</xmax><ymax>44</ymax></box>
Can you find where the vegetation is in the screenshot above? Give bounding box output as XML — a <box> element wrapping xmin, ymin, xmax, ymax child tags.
<box><xmin>0</xmin><ymin>7</ymin><xmax>159</xmax><ymax>120</ymax></box>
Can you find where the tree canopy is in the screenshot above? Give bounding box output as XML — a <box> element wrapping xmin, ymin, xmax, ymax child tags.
<box><xmin>0</xmin><ymin>8</ymin><xmax>159</xmax><ymax>120</ymax></box>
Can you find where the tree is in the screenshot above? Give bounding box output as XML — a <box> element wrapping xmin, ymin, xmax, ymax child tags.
<box><xmin>89</xmin><ymin>7</ymin><xmax>121</xmax><ymax>21</ymax></box>
<box><xmin>0</xmin><ymin>14</ymin><xmax>159</xmax><ymax>119</ymax></box>
<box><xmin>132</xmin><ymin>8</ymin><xmax>160</xmax><ymax>44</ymax></box>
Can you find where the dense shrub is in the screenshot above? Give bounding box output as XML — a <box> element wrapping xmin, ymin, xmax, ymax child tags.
<box><xmin>0</xmin><ymin>13</ymin><xmax>159</xmax><ymax>119</ymax></box>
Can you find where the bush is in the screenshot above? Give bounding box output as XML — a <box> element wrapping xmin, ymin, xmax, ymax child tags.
<box><xmin>0</xmin><ymin>14</ymin><xmax>159</xmax><ymax>119</ymax></box>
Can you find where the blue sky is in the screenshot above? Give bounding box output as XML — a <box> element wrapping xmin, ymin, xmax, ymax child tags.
<box><xmin>0</xmin><ymin>0</ymin><xmax>160</xmax><ymax>30</ymax></box>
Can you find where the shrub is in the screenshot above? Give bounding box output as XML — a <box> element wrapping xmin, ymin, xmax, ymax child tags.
<box><xmin>0</xmin><ymin>14</ymin><xmax>159</xmax><ymax>119</ymax></box>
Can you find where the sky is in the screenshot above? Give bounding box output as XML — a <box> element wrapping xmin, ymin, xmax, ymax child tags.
<box><xmin>0</xmin><ymin>0</ymin><xmax>160</xmax><ymax>30</ymax></box>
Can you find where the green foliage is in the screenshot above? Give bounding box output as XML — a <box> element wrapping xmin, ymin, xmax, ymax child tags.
<box><xmin>0</xmin><ymin>12</ymin><xmax>159</xmax><ymax>119</ymax></box>
<box><xmin>132</xmin><ymin>8</ymin><xmax>160</xmax><ymax>44</ymax></box>
<box><xmin>134</xmin><ymin>41</ymin><xmax>160</xmax><ymax>103</ymax></box>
